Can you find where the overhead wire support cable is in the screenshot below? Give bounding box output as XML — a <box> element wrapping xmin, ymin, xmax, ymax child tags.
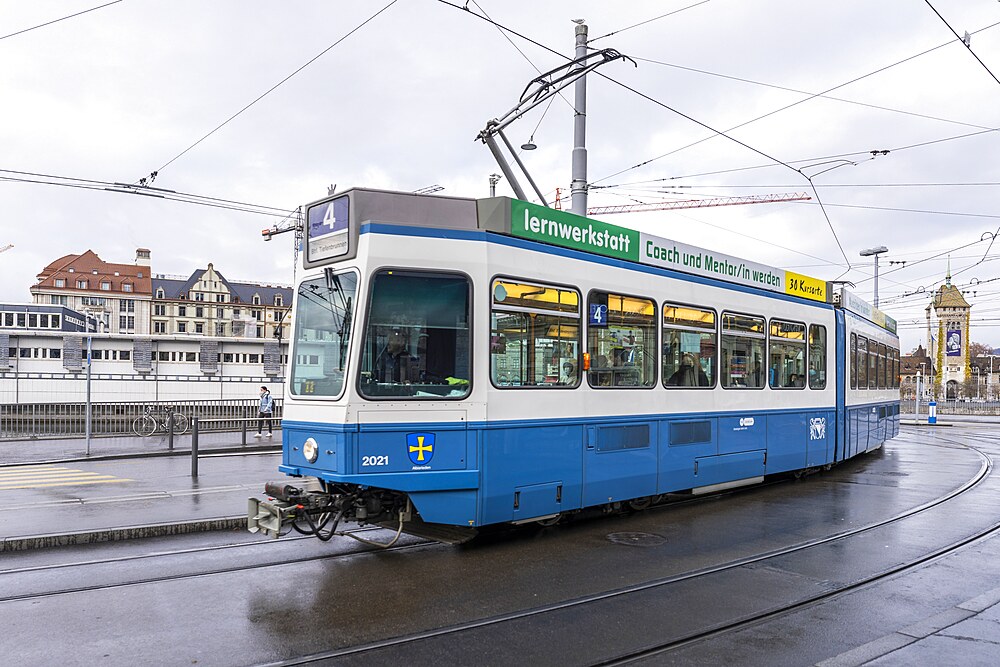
<box><xmin>923</xmin><ymin>0</ymin><xmax>1000</xmax><ymax>87</ymax></box>
<box><xmin>587</xmin><ymin>192</ymin><xmax>811</xmax><ymax>215</ymax></box>
<box><xmin>0</xmin><ymin>1</ymin><xmax>122</xmax><ymax>41</ymax></box>
<box><xmin>150</xmin><ymin>0</ymin><xmax>399</xmax><ymax>176</ymax></box>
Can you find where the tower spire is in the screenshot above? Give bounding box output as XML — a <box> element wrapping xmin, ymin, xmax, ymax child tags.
<box><xmin>946</xmin><ymin>255</ymin><xmax>952</xmax><ymax>286</ymax></box>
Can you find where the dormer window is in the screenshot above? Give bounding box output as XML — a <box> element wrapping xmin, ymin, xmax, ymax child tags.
<box><xmin>156</xmin><ymin>288</ymin><xmax>164</xmax><ymax>299</ymax></box>
<box><xmin>274</xmin><ymin>294</ymin><xmax>283</xmax><ymax>307</ymax></box>
<box><xmin>123</xmin><ymin>283</ymin><xmax>133</xmax><ymax>293</ymax></box>
<box><xmin>252</xmin><ymin>294</ymin><xmax>261</xmax><ymax>305</ymax></box>
<box><xmin>76</xmin><ymin>279</ymin><xmax>88</xmax><ymax>289</ymax></box>
<box><xmin>100</xmin><ymin>281</ymin><xmax>111</xmax><ymax>290</ymax></box>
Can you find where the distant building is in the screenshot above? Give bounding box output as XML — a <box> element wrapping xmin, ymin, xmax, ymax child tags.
<box><xmin>925</xmin><ymin>267</ymin><xmax>971</xmax><ymax>399</ymax></box>
<box><xmin>900</xmin><ymin>344</ymin><xmax>933</xmax><ymax>399</ymax></box>
<box><xmin>0</xmin><ymin>303</ymin><xmax>98</xmax><ymax>333</ymax></box>
<box><xmin>151</xmin><ymin>263</ymin><xmax>291</xmax><ymax>340</ymax></box>
<box><xmin>30</xmin><ymin>248</ymin><xmax>152</xmax><ymax>334</ymax></box>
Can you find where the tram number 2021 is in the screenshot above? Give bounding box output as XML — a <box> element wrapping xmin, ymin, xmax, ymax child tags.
<box><xmin>362</xmin><ymin>455</ymin><xmax>389</xmax><ymax>467</ymax></box>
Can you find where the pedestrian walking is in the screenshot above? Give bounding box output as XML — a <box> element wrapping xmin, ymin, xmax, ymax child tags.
<box><xmin>255</xmin><ymin>385</ymin><xmax>274</xmax><ymax>438</ymax></box>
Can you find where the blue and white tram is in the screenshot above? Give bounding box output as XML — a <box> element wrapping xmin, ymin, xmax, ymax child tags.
<box><xmin>248</xmin><ymin>188</ymin><xmax>900</xmax><ymax>544</ymax></box>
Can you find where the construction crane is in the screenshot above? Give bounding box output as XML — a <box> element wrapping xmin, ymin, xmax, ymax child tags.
<box><xmin>262</xmin><ymin>210</ymin><xmax>304</xmax><ymax>281</ymax></box>
<box><xmin>587</xmin><ymin>192</ymin><xmax>811</xmax><ymax>215</ymax></box>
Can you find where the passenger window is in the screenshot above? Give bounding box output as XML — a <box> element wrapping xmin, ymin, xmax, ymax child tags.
<box><xmin>490</xmin><ymin>278</ymin><xmax>580</xmax><ymax>388</ymax></box>
<box><xmin>721</xmin><ymin>312</ymin><xmax>765</xmax><ymax>389</ymax></box>
<box><xmin>850</xmin><ymin>333</ymin><xmax>857</xmax><ymax>389</ymax></box>
<box><xmin>877</xmin><ymin>342</ymin><xmax>887</xmax><ymax>389</ymax></box>
<box><xmin>868</xmin><ymin>339</ymin><xmax>878</xmax><ymax>389</ymax></box>
<box><xmin>857</xmin><ymin>336</ymin><xmax>868</xmax><ymax>389</ymax></box>
<box><xmin>809</xmin><ymin>324</ymin><xmax>827</xmax><ymax>389</ymax></box>
<box><xmin>587</xmin><ymin>292</ymin><xmax>656</xmax><ymax>388</ymax></box>
<box><xmin>662</xmin><ymin>304</ymin><xmax>716</xmax><ymax>388</ymax></box>
<box><xmin>769</xmin><ymin>319</ymin><xmax>806</xmax><ymax>388</ymax></box>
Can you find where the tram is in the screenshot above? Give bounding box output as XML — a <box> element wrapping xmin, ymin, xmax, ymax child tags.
<box><xmin>248</xmin><ymin>188</ymin><xmax>900</xmax><ymax>544</ymax></box>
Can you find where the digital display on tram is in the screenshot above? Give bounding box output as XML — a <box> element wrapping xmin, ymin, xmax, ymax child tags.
<box><xmin>306</xmin><ymin>195</ymin><xmax>350</xmax><ymax>263</ymax></box>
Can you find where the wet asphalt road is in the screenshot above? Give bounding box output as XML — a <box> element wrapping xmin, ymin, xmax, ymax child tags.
<box><xmin>2</xmin><ymin>424</ymin><xmax>999</xmax><ymax>666</ymax></box>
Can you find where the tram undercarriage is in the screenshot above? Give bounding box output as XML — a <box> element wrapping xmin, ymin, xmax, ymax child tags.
<box><xmin>247</xmin><ymin>479</ymin><xmax>479</xmax><ymax>546</ymax></box>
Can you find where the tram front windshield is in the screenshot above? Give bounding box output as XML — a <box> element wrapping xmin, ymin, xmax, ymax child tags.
<box><xmin>359</xmin><ymin>270</ymin><xmax>471</xmax><ymax>399</ymax></box>
<box><xmin>289</xmin><ymin>269</ymin><xmax>358</xmax><ymax>397</ymax></box>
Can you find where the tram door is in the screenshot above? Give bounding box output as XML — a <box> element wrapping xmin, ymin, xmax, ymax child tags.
<box><xmin>582</xmin><ymin>422</ymin><xmax>658</xmax><ymax>506</ymax></box>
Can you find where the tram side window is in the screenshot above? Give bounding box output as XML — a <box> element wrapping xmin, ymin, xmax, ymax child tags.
<box><xmin>769</xmin><ymin>319</ymin><xmax>806</xmax><ymax>388</ymax></box>
<box><xmin>587</xmin><ymin>291</ymin><xmax>656</xmax><ymax>388</ymax></box>
<box><xmin>857</xmin><ymin>336</ymin><xmax>868</xmax><ymax>389</ymax></box>
<box><xmin>809</xmin><ymin>324</ymin><xmax>827</xmax><ymax>389</ymax></box>
<box><xmin>721</xmin><ymin>312</ymin><xmax>766</xmax><ymax>389</ymax></box>
<box><xmin>360</xmin><ymin>270</ymin><xmax>471</xmax><ymax>399</ymax></box>
<box><xmin>290</xmin><ymin>270</ymin><xmax>359</xmax><ymax>397</ymax></box>
<box><xmin>490</xmin><ymin>278</ymin><xmax>580</xmax><ymax>388</ymax></box>
<box><xmin>850</xmin><ymin>333</ymin><xmax>857</xmax><ymax>389</ymax></box>
<box><xmin>877</xmin><ymin>342</ymin><xmax>887</xmax><ymax>389</ymax></box>
<box><xmin>662</xmin><ymin>303</ymin><xmax>716</xmax><ymax>388</ymax></box>
<box><xmin>894</xmin><ymin>348</ymin><xmax>900</xmax><ymax>388</ymax></box>
<box><xmin>868</xmin><ymin>339</ymin><xmax>878</xmax><ymax>389</ymax></box>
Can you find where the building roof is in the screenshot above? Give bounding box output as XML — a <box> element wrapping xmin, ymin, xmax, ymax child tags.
<box><xmin>152</xmin><ymin>267</ymin><xmax>291</xmax><ymax>305</ymax></box>
<box><xmin>932</xmin><ymin>282</ymin><xmax>971</xmax><ymax>309</ymax></box>
<box><xmin>32</xmin><ymin>249</ymin><xmax>151</xmax><ymax>295</ymax></box>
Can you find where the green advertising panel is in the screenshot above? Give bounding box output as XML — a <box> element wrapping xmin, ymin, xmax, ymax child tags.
<box><xmin>511</xmin><ymin>200</ymin><xmax>639</xmax><ymax>261</ymax></box>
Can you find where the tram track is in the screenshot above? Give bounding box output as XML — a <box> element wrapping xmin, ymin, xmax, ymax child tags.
<box><xmin>0</xmin><ymin>527</ymin><xmax>438</xmax><ymax>604</ymax></box>
<box><xmin>260</xmin><ymin>440</ymin><xmax>994</xmax><ymax>666</ymax></box>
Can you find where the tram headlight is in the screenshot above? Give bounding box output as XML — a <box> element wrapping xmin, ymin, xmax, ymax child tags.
<box><xmin>303</xmin><ymin>437</ymin><xmax>319</xmax><ymax>463</ymax></box>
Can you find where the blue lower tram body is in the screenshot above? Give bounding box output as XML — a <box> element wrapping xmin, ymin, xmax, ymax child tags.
<box><xmin>279</xmin><ymin>403</ymin><xmax>900</xmax><ymax>528</ymax></box>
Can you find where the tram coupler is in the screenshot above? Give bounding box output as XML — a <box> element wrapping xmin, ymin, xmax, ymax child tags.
<box><xmin>248</xmin><ymin>479</ymin><xmax>330</xmax><ymax>539</ymax></box>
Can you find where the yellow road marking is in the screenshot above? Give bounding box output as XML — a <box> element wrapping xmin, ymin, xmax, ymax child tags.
<box><xmin>0</xmin><ymin>466</ymin><xmax>132</xmax><ymax>490</ymax></box>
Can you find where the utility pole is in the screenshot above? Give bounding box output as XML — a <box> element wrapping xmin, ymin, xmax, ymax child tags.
<box><xmin>570</xmin><ymin>21</ymin><xmax>588</xmax><ymax>217</ymax></box>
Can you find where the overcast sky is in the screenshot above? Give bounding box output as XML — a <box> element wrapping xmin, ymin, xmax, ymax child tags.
<box><xmin>3</xmin><ymin>0</ymin><xmax>1000</xmax><ymax>353</ymax></box>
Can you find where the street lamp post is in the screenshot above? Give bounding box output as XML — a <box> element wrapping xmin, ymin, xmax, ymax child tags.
<box><xmin>974</xmin><ymin>366</ymin><xmax>981</xmax><ymax>399</ymax></box>
<box><xmin>860</xmin><ymin>245</ymin><xmax>889</xmax><ymax>308</ymax></box>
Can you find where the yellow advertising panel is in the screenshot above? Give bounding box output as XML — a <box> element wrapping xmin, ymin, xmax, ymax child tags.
<box><xmin>784</xmin><ymin>271</ymin><xmax>826</xmax><ymax>302</ymax></box>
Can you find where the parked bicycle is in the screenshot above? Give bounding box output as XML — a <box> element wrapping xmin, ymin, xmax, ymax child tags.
<box><xmin>132</xmin><ymin>405</ymin><xmax>190</xmax><ymax>437</ymax></box>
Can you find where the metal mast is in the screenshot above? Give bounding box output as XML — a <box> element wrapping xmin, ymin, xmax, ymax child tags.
<box><xmin>570</xmin><ymin>22</ymin><xmax>588</xmax><ymax>216</ymax></box>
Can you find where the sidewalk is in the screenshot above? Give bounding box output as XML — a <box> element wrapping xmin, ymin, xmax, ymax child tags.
<box><xmin>0</xmin><ymin>433</ymin><xmax>284</xmax><ymax>552</ymax></box>
<box><xmin>0</xmin><ymin>428</ymin><xmax>279</xmax><ymax>465</ymax></box>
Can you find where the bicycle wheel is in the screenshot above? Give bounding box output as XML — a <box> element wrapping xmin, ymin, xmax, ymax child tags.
<box><xmin>170</xmin><ymin>413</ymin><xmax>189</xmax><ymax>435</ymax></box>
<box><xmin>133</xmin><ymin>415</ymin><xmax>157</xmax><ymax>437</ymax></box>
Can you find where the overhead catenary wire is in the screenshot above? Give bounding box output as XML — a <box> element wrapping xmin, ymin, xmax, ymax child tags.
<box><xmin>0</xmin><ymin>1</ymin><xmax>123</xmax><ymax>41</ymax></box>
<box><xmin>923</xmin><ymin>0</ymin><xmax>1000</xmax><ymax>87</ymax></box>
<box><xmin>589</xmin><ymin>20</ymin><xmax>1000</xmax><ymax>188</ymax></box>
<box><xmin>587</xmin><ymin>1</ymin><xmax>712</xmax><ymax>43</ymax></box>
<box><xmin>0</xmin><ymin>168</ymin><xmax>295</xmax><ymax>218</ymax></box>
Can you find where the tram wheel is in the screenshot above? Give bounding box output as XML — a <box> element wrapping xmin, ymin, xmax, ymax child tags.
<box><xmin>628</xmin><ymin>496</ymin><xmax>653</xmax><ymax>511</ymax></box>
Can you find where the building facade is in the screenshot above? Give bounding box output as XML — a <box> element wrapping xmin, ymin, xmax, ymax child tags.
<box><xmin>925</xmin><ymin>269</ymin><xmax>972</xmax><ymax>400</ymax></box>
<box><xmin>151</xmin><ymin>263</ymin><xmax>291</xmax><ymax>340</ymax></box>
<box><xmin>30</xmin><ymin>249</ymin><xmax>152</xmax><ymax>334</ymax></box>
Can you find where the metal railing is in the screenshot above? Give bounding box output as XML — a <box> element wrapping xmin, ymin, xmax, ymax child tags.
<box><xmin>0</xmin><ymin>398</ymin><xmax>282</xmax><ymax>440</ymax></box>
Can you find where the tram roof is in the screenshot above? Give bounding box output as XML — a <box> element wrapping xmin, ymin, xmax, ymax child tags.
<box><xmin>303</xmin><ymin>188</ymin><xmax>896</xmax><ymax>334</ymax></box>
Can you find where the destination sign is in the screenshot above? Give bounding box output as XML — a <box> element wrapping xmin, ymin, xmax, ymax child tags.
<box><xmin>307</xmin><ymin>195</ymin><xmax>350</xmax><ymax>263</ymax></box>
<box><xmin>839</xmin><ymin>289</ymin><xmax>898</xmax><ymax>333</ymax></box>
<box><xmin>511</xmin><ymin>200</ymin><xmax>827</xmax><ymax>303</ymax></box>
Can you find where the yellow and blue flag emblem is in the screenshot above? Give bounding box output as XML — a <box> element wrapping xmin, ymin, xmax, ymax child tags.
<box><xmin>406</xmin><ymin>432</ymin><xmax>435</xmax><ymax>465</ymax></box>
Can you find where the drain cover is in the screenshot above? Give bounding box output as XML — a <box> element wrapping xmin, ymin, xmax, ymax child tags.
<box><xmin>607</xmin><ymin>531</ymin><xmax>666</xmax><ymax>547</ymax></box>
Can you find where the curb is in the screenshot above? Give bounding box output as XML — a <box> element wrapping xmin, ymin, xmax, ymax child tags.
<box><xmin>1</xmin><ymin>516</ymin><xmax>247</xmax><ymax>552</ymax></box>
